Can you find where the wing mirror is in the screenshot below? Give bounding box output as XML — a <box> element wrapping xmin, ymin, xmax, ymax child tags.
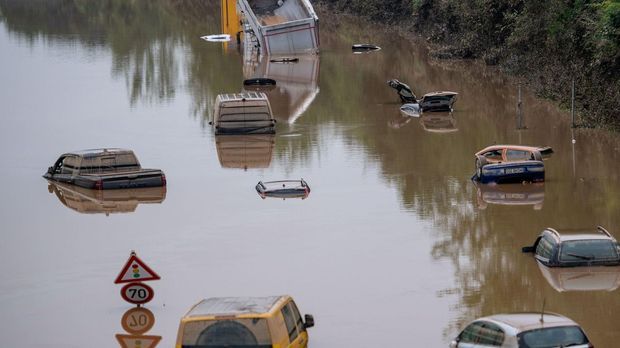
<box><xmin>522</xmin><ymin>246</ymin><xmax>535</xmax><ymax>253</ymax></box>
<box><xmin>47</xmin><ymin>166</ymin><xmax>55</xmax><ymax>174</ymax></box>
<box><xmin>304</xmin><ymin>314</ymin><xmax>314</xmax><ymax>328</ymax></box>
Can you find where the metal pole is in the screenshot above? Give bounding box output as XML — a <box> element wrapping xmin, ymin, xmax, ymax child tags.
<box><xmin>517</xmin><ymin>84</ymin><xmax>523</xmax><ymax>129</ymax></box>
<box><xmin>571</xmin><ymin>79</ymin><xmax>575</xmax><ymax>128</ymax></box>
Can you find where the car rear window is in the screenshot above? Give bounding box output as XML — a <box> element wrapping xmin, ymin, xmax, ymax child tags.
<box><xmin>518</xmin><ymin>326</ymin><xmax>589</xmax><ymax>348</ymax></box>
<box><xmin>181</xmin><ymin>318</ymin><xmax>272</xmax><ymax>348</ymax></box>
<box><xmin>560</xmin><ymin>239</ymin><xmax>619</xmax><ymax>262</ymax></box>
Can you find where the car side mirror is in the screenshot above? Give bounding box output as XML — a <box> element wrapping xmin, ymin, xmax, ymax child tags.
<box><xmin>208</xmin><ymin>121</ymin><xmax>213</xmax><ymax>125</ymax></box>
<box><xmin>449</xmin><ymin>340</ymin><xmax>458</xmax><ymax>348</ymax></box>
<box><xmin>522</xmin><ymin>246</ymin><xmax>535</xmax><ymax>253</ymax></box>
<box><xmin>47</xmin><ymin>166</ymin><xmax>55</xmax><ymax>174</ymax></box>
<box><xmin>304</xmin><ymin>314</ymin><xmax>314</xmax><ymax>328</ymax></box>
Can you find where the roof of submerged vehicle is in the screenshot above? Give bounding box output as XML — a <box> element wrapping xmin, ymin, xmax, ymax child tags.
<box><xmin>183</xmin><ymin>296</ymin><xmax>288</xmax><ymax>320</ymax></box>
<box><xmin>475</xmin><ymin>144</ymin><xmax>545</xmax><ymax>156</ymax></box>
<box><xmin>544</xmin><ymin>227</ymin><xmax>616</xmax><ymax>242</ymax></box>
<box><xmin>216</xmin><ymin>92</ymin><xmax>269</xmax><ymax>103</ymax></box>
<box><xmin>481</xmin><ymin>312</ymin><xmax>579</xmax><ymax>332</ymax></box>
<box><xmin>64</xmin><ymin>148</ymin><xmax>134</xmax><ymax>157</ymax></box>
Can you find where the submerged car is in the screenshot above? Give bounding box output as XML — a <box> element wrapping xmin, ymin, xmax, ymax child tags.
<box><xmin>450</xmin><ymin>312</ymin><xmax>592</xmax><ymax>348</ymax></box>
<box><xmin>256</xmin><ymin>179</ymin><xmax>310</xmax><ymax>199</ymax></box>
<box><xmin>387</xmin><ymin>79</ymin><xmax>458</xmax><ymax>112</ymax></box>
<box><xmin>44</xmin><ymin>148</ymin><xmax>166</xmax><ymax>190</ymax></box>
<box><xmin>175</xmin><ymin>295</ymin><xmax>314</xmax><ymax>348</ymax></box>
<box><xmin>522</xmin><ymin>226</ymin><xmax>620</xmax><ymax>267</ymax></box>
<box><xmin>473</xmin><ymin>145</ymin><xmax>553</xmax><ymax>184</ymax></box>
<box><xmin>211</xmin><ymin>93</ymin><xmax>276</xmax><ymax>134</ymax></box>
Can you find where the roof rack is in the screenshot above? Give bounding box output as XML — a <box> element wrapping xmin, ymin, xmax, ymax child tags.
<box><xmin>596</xmin><ymin>225</ymin><xmax>613</xmax><ymax>239</ymax></box>
<box><xmin>546</xmin><ymin>228</ymin><xmax>561</xmax><ymax>240</ymax></box>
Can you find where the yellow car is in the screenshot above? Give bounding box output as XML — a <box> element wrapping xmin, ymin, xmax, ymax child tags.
<box><xmin>176</xmin><ymin>295</ymin><xmax>314</xmax><ymax>348</ymax></box>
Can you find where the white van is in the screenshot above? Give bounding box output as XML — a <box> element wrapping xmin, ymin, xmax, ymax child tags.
<box><xmin>212</xmin><ymin>93</ymin><xmax>275</xmax><ymax>134</ymax></box>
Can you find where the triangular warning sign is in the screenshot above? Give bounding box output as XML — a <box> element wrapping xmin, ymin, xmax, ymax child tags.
<box><xmin>115</xmin><ymin>252</ymin><xmax>161</xmax><ymax>284</ymax></box>
<box><xmin>115</xmin><ymin>334</ymin><xmax>161</xmax><ymax>348</ymax></box>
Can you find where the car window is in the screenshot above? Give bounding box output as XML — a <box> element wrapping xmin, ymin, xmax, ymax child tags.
<box><xmin>281</xmin><ymin>302</ymin><xmax>299</xmax><ymax>342</ymax></box>
<box><xmin>518</xmin><ymin>325</ymin><xmax>589</xmax><ymax>348</ymax></box>
<box><xmin>181</xmin><ymin>318</ymin><xmax>272</xmax><ymax>347</ymax></box>
<box><xmin>536</xmin><ymin>235</ymin><xmax>555</xmax><ymax>260</ymax></box>
<box><xmin>483</xmin><ymin>150</ymin><xmax>503</xmax><ymax>161</ymax></box>
<box><xmin>459</xmin><ymin>321</ymin><xmax>504</xmax><ymax>346</ymax></box>
<box><xmin>61</xmin><ymin>156</ymin><xmax>76</xmax><ymax>175</ymax></box>
<box><xmin>289</xmin><ymin>301</ymin><xmax>305</xmax><ymax>333</ymax></box>
<box><xmin>560</xmin><ymin>239</ymin><xmax>619</xmax><ymax>262</ymax></box>
<box><xmin>506</xmin><ymin>149</ymin><xmax>531</xmax><ymax>161</ymax></box>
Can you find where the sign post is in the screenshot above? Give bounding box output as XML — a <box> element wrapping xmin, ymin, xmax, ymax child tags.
<box><xmin>115</xmin><ymin>251</ymin><xmax>160</xmax><ymax>306</ymax></box>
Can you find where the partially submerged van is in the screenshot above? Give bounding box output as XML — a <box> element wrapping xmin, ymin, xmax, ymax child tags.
<box><xmin>176</xmin><ymin>295</ymin><xmax>314</xmax><ymax>348</ymax></box>
<box><xmin>212</xmin><ymin>93</ymin><xmax>276</xmax><ymax>134</ymax></box>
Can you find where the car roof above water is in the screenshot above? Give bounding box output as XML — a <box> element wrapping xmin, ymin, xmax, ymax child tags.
<box><xmin>64</xmin><ymin>148</ymin><xmax>134</xmax><ymax>158</ymax></box>
<box><xmin>184</xmin><ymin>296</ymin><xmax>286</xmax><ymax>319</ymax></box>
<box><xmin>544</xmin><ymin>227</ymin><xmax>616</xmax><ymax>242</ymax></box>
<box><xmin>482</xmin><ymin>312</ymin><xmax>579</xmax><ymax>332</ymax></box>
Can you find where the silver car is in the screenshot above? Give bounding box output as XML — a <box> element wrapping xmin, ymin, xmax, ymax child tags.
<box><xmin>450</xmin><ymin>312</ymin><xmax>592</xmax><ymax>347</ymax></box>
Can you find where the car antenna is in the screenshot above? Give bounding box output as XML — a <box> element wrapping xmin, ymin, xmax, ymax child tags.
<box><xmin>539</xmin><ymin>298</ymin><xmax>546</xmax><ymax>323</ymax></box>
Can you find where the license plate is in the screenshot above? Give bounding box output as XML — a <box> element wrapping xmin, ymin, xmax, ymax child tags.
<box><xmin>505</xmin><ymin>167</ymin><xmax>525</xmax><ymax>174</ymax></box>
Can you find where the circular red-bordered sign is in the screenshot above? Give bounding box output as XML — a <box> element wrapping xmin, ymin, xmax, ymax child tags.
<box><xmin>120</xmin><ymin>282</ymin><xmax>154</xmax><ymax>305</ymax></box>
<box><xmin>121</xmin><ymin>307</ymin><xmax>156</xmax><ymax>334</ymax></box>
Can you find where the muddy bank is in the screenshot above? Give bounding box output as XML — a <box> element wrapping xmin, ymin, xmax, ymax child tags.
<box><xmin>318</xmin><ymin>0</ymin><xmax>620</xmax><ymax>130</ymax></box>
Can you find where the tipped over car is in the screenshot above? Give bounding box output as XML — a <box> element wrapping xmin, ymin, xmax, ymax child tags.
<box><xmin>44</xmin><ymin>148</ymin><xmax>166</xmax><ymax>190</ymax></box>
<box><xmin>387</xmin><ymin>79</ymin><xmax>458</xmax><ymax>112</ymax></box>
<box><xmin>473</xmin><ymin>145</ymin><xmax>553</xmax><ymax>184</ymax></box>
<box><xmin>522</xmin><ymin>226</ymin><xmax>620</xmax><ymax>267</ymax></box>
<box><xmin>256</xmin><ymin>179</ymin><xmax>310</xmax><ymax>199</ymax></box>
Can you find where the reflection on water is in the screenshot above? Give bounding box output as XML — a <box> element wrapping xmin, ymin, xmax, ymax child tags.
<box><xmin>116</xmin><ymin>307</ymin><xmax>161</xmax><ymax>347</ymax></box>
<box><xmin>537</xmin><ymin>263</ymin><xmax>620</xmax><ymax>292</ymax></box>
<box><xmin>474</xmin><ymin>182</ymin><xmax>544</xmax><ymax>210</ymax></box>
<box><xmin>47</xmin><ymin>182</ymin><xmax>166</xmax><ymax>215</ymax></box>
<box><xmin>419</xmin><ymin>112</ymin><xmax>458</xmax><ymax>133</ymax></box>
<box><xmin>243</xmin><ymin>50</ymin><xmax>319</xmax><ymax>124</ymax></box>
<box><xmin>216</xmin><ymin>135</ymin><xmax>275</xmax><ymax>169</ymax></box>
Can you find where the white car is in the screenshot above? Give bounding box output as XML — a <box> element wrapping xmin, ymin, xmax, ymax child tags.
<box><xmin>450</xmin><ymin>312</ymin><xmax>592</xmax><ymax>348</ymax></box>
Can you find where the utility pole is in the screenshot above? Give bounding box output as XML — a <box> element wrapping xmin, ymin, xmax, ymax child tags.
<box><xmin>517</xmin><ymin>84</ymin><xmax>525</xmax><ymax>129</ymax></box>
<box><xmin>571</xmin><ymin>79</ymin><xmax>576</xmax><ymax>128</ymax></box>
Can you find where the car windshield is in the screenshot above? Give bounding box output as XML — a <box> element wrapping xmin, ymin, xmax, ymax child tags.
<box><xmin>181</xmin><ymin>318</ymin><xmax>272</xmax><ymax>348</ymax></box>
<box><xmin>560</xmin><ymin>239</ymin><xmax>619</xmax><ymax>262</ymax></box>
<box><xmin>518</xmin><ymin>326</ymin><xmax>589</xmax><ymax>348</ymax></box>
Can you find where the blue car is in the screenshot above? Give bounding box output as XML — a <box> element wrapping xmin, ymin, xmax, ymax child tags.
<box><xmin>473</xmin><ymin>145</ymin><xmax>552</xmax><ymax>184</ymax></box>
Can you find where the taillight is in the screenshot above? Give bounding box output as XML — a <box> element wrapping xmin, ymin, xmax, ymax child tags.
<box><xmin>161</xmin><ymin>174</ymin><xmax>167</xmax><ymax>186</ymax></box>
<box><xmin>94</xmin><ymin>179</ymin><xmax>103</xmax><ymax>190</ymax></box>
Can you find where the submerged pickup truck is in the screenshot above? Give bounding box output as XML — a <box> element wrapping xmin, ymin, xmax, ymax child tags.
<box><xmin>43</xmin><ymin>148</ymin><xmax>166</xmax><ymax>190</ymax></box>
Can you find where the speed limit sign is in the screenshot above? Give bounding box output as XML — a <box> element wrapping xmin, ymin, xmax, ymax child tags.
<box><xmin>121</xmin><ymin>282</ymin><xmax>154</xmax><ymax>305</ymax></box>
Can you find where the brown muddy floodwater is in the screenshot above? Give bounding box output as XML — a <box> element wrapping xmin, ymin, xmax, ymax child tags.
<box><xmin>1</xmin><ymin>1</ymin><xmax>620</xmax><ymax>347</ymax></box>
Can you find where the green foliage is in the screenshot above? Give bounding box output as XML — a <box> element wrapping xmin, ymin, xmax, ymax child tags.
<box><xmin>321</xmin><ymin>0</ymin><xmax>620</xmax><ymax>129</ymax></box>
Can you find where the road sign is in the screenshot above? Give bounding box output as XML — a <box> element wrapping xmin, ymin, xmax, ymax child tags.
<box><xmin>121</xmin><ymin>307</ymin><xmax>156</xmax><ymax>335</ymax></box>
<box><xmin>115</xmin><ymin>252</ymin><xmax>161</xmax><ymax>284</ymax></box>
<box><xmin>115</xmin><ymin>334</ymin><xmax>161</xmax><ymax>348</ymax></box>
<box><xmin>121</xmin><ymin>282</ymin><xmax>154</xmax><ymax>305</ymax></box>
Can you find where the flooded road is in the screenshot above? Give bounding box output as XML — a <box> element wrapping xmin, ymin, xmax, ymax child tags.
<box><xmin>2</xmin><ymin>1</ymin><xmax>620</xmax><ymax>346</ymax></box>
